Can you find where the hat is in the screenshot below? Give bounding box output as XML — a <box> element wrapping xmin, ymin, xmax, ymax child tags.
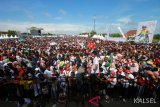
<box><xmin>121</xmin><ymin>72</ymin><xmax>125</xmax><ymax>76</ymax></box>
<box><xmin>118</xmin><ymin>69</ymin><xmax>123</xmax><ymax>73</ymax></box>
<box><xmin>125</xmin><ymin>70</ymin><xmax>130</xmax><ymax>74</ymax></box>
<box><xmin>110</xmin><ymin>71</ymin><xmax>116</xmax><ymax>77</ymax></box>
<box><xmin>35</xmin><ymin>68</ymin><xmax>40</xmax><ymax>71</ymax></box>
<box><xmin>110</xmin><ymin>68</ymin><xmax>117</xmax><ymax>72</ymax></box>
<box><xmin>27</xmin><ymin>73</ymin><xmax>32</xmax><ymax>77</ymax></box>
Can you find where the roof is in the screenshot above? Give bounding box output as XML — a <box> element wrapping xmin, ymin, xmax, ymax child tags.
<box><xmin>27</xmin><ymin>27</ymin><xmax>43</xmax><ymax>30</ymax></box>
<box><xmin>125</xmin><ymin>30</ymin><xmax>137</xmax><ymax>37</ymax></box>
<box><xmin>0</xmin><ymin>31</ymin><xmax>7</xmax><ymax>34</ymax></box>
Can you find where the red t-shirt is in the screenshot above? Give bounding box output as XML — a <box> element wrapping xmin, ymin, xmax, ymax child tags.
<box><xmin>17</xmin><ymin>67</ymin><xmax>24</xmax><ymax>79</ymax></box>
<box><xmin>0</xmin><ymin>56</ymin><xmax>3</xmax><ymax>61</ymax></box>
<box><xmin>137</xmin><ymin>76</ymin><xmax>145</xmax><ymax>86</ymax></box>
<box><xmin>154</xmin><ymin>58</ymin><xmax>160</xmax><ymax>65</ymax></box>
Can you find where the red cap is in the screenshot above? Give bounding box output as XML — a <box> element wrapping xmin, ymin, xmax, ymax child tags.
<box><xmin>110</xmin><ymin>71</ymin><xmax>116</xmax><ymax>77</ymax></box>
<box><xmin>125</xmin><ymin>70</ymin><xmax>130</xmax><ymax>74</ymax></box>
<box><xmin>118</xmin><ymin>69</ymin><xmax>123</xmax><ymax>73</ymax></box>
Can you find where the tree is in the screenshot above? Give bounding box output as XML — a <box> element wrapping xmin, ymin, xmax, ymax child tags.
<box><xmin>7</xmin><ymin>30</ymin><xmax>17</xmax><ymax>37</ymax></box>
<box><xmin>152</xmin><ymin>34</ymin><xmax>160</xmax><ymax>43</ymax></box>
<box><xmin>153</xmin><ymin>34</ymin><xmax>160</xmax><ymax>40</ymax></box>
<box><xmin>102</xmin><ymin>33</ymin><xmax>107</xmax><ymax>37</ymax></box>
<box><xmin>90</xmin><ymin>30</ymin><xmax>96</xmax><ymax>37</ymax></box>
<box><xmin>110</xmin><ymin>33</ymin><xmax>122</xmax><ymax>37</ymax></box>
<box><xmin>48</xmin><ymin>33</ymin><xmax>52</xmax><ymax>35</ymax></box>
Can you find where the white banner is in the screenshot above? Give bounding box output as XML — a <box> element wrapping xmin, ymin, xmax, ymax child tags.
<box><xmin>135</xmin><ymin>20</ymin><xmax>157</xmax><ymax>43</ymax></box>
<box><xmin>106</xmin><ymin>37</ymin><xmax>126</xmax><ymax>42</ymax></box>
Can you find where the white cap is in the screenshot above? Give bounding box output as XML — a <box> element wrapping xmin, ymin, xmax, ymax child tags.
<box><xmin>121</xmin><ymin>72</ymin><xmax>125</xmax><ymax>76</ymax></box>
<box><xmin>27</xmin><ymin>73</ymin><xmax>32</xmax><ymax>77</ymax></box>
<box><xmin>110</xmin><ymin>68</ymin><xmax>117</xmax><ymax>72</ymax></box>
<box><xmin>35</xmin><ymin>68</ymin><xmax>40</xmax><ymax>71</ymax></box>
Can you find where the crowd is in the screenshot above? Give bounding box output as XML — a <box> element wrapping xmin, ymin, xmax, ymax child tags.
<box><xmin>0</xmin><ymin>36</ymin><xmax>160</xmax><ymax>107</ymax></box>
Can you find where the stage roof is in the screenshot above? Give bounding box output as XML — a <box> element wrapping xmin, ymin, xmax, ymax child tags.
<box><xmin>27</xmin><ymin>27</ymin><xmax>43</xmax><ymax>30</ymax></box>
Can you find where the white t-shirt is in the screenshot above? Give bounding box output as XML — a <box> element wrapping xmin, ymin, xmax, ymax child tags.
<box><xmin>128</xmin><ymin>74</ymin><xmax>134</xmax><ymax>79</ymax></box>
<box><xmin>44</xmin><ymin>69</ymin><xmax>53</xmax><ymax>77</ymax></box>
<box><xmin>64</xmin><ymin>70</ymin><xmax>71</xmax><ymax>77</ymax></box>
<box><xmin>91</xmin><ymin>56</ymin><xmax>99</xmax><ymax>74</ymax></box>
<box><xmin>110</xmin><ymin>78</ymin><xmax>117</xmax><ymax>86</ymax></box>
<box><xmin>101</xmin><ymin>62</ymin><xmax>107</xmax><ymax>74</ymax></box>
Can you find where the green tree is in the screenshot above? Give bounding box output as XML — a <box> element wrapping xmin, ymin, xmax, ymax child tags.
<box><xmin>152</xmin><ymin>34</ymin><xmax>160</xmax><ymax>43</ymax></box>
<box><xmin>153</xmin><ymin>34</ymin><xmax>160</xmax><ymax>40</ymax></box>
<box><xmin>7</xmin><ymin>30</ymin><xmax>17</xmax><ymax>37</ymax></box>
<box><xmin>48</xmin><ymin>33</ymin><xmax>53</xmax><ymax>35</ymax></box>
<box><xmin>102</xmin><ymin>33</ymin><xmax>107</xmax><ymax>37</ymax></box>
<box><xmin>90</xmin><ymin>30</ymin><xmax>96</xmax><ymax>37</ymax></box>
<box><xmin>22</xmin><ymin>32</ymin><xmax>30</xmax><ymax>35</ymax></box>
<box><xmin>110</xmin><ymin>33</ymin><xmax>122</xmax><ymax>37</ymax></box>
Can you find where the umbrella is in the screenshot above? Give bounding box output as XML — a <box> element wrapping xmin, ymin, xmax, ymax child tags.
<box><xmin>50</xmin><ymin>41</ymin><xmax>57</xmax><ymax>46</ymax></box>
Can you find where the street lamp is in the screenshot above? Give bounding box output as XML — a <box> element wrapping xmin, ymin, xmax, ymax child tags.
<box><xmin>93</xmin><ymin>16</ymin><xmax>96</xmax><ymax>32</ymax></box>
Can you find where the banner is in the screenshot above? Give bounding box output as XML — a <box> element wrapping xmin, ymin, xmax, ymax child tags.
<box><xmin>106</xmin><ymin>37</ymin><xmax>126</xmax><ymax>42</ymax></box>
<box><xmin>135</xmin><ymin>20</ymin><xmax>157</xmax><ymax>43</ymax></box>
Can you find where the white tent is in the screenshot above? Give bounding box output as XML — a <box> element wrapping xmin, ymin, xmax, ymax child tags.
<box><xmin>78</xmin><ymin>35</ymin><xmax>88</xmax><ymax>38</ymax></box>
<box><xmin>92</xmin><ymin>34</ymin><xmax>105</xmax><ymax>40</ymax></box>
<box><xmin>4</xmin><ymin>35</ymin><xmax>9</xmax><ymax>39</ymax></box>
<box><xmin>10</xmin><ymin>35</ymin><xmax>13</xmax><ymax>38</ymax></box>
<box><xmin>14</xmin><ymin>35</ymin><xmax>19</xmax><ymax>38</ymax></box>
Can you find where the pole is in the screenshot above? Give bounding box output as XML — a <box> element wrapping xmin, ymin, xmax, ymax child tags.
<box><xmin>118</xmin><ymin>27</ymin><xmax>126</xmax><ymax>39</ymax></box>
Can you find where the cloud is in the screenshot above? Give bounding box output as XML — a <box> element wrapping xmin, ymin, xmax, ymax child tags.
<box><xmin>44</xmin><ymin>12</ymin><xmax>52</xmax><ymax>18</ymax></box>
<box><xmin>54</xmin><ymin>17</ymin><xmax>63</xmax><ymax>20</ymax></box>
<box><xmin>43</xmin><ymin>12</ymin><xmax>63</xmax><ymax>20</ymax></box>
<box><xmin>0</xmin><ymin>20</ymin><xmax>159</xmax><ymax>35</ymax></box>
<box><xmin>117</xmin><ymin>16</ymin><xmax>132</xmax><ymax>24</ymax></box>
<box><xmin>0</xmin><ymin>21</ymin><xmax>90</xmax><ymax>34</ymax></box>
<box><xmin>59</xmin><ymin>9</ymin><xmax>67</xmax><ymax>16</ymax></box>
<box><xmin>23</xmin><ymin>9</ymin><xmax>35</xmax><ymax>20</ymax></box>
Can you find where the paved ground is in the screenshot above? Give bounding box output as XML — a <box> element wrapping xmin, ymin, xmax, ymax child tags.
<box><xmin>1</xmin><ymin>99</ymin><xmax>160</xmax><ymax>107</ymax></box>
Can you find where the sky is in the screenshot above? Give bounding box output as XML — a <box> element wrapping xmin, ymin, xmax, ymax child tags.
<box><xmin>0</xmin><ymin>0</ymin><xmax>160</xmax><ymax>34</ymax></box>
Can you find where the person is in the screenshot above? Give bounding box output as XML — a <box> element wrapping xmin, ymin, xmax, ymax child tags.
<box><xmin>0</xmin><ymin>35</ymin><xmax>160</xmax><ymax>104</ymax></box>
<box><xmin>44</xmin><ymin>65</ymin><xmax>53</xmax><ymax>78</ymax></box>
<box><xmin>91</xmin><ymin>50</ymin><xmax>99</xmax><ymax>74</ymax></box>
<box><xmin>137</xmin><ymin>26</ymin><xmax>150</xmax><ymax>43</ymax></box>
<box><xmin>106</xmin><ymin>71</ymin><xmax>117</xmax><ymax>102</ymax></box>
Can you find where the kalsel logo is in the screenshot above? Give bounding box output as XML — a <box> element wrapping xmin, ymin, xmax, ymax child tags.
<box><xmin>88</xmin><ymin>96</ymin><xmax>100</xmax><ymax>107</ymax></box>
<box><xmin>89</xmin><ymin>96</ymin><xmax>157</xmax><ymax>106</ymax></box>
<box><xmin>134</xmin><ymin>98</ymin><xmax>157</xmax><ymax>104</ymax></box>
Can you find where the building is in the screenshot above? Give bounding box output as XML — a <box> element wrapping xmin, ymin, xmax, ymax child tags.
<box><xmin>27</xmin><ymin>27</ymin><xmax>43</xmax><ymax>36</ymax></box>
<box><xmin>125</xmin><ymin>30</ymin><xmax>137</xmax><ymax>38</ymax></box>
<box><xmin>0</xmin><ymin>31</ymin><xmax>8</xmax><ymax>35</ymax></box>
